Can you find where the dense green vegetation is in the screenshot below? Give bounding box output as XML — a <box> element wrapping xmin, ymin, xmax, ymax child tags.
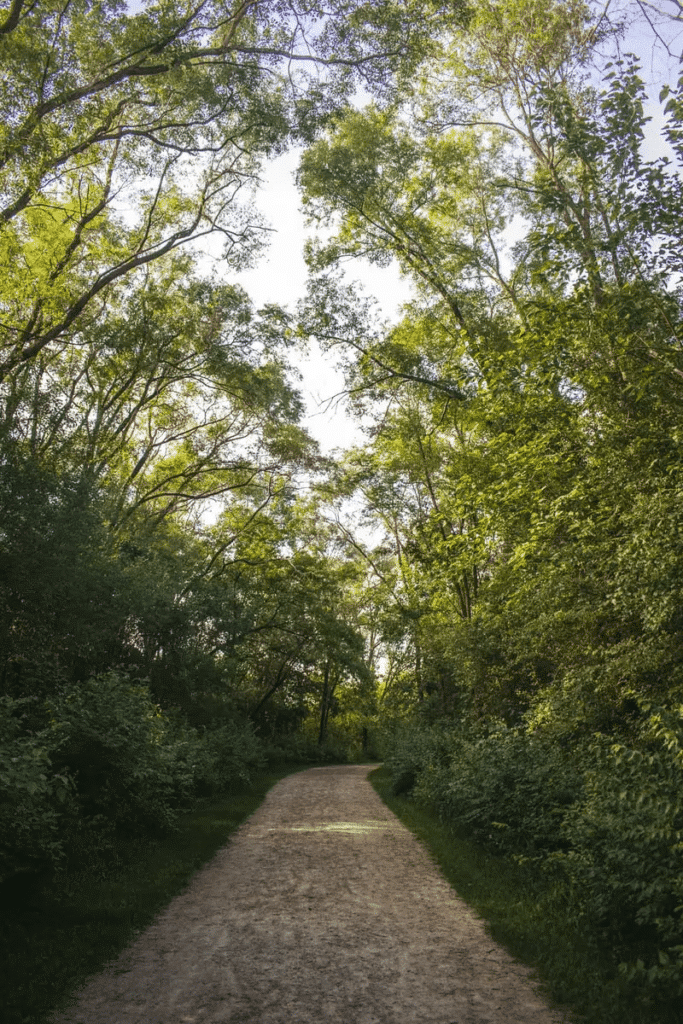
<box><xmin>2</xmin><ymin>0</ymin><xmax>683</xmax><ymax>1020</ymax></box>
<box><xmin>0</xmin><ymin>0</ymin><xmax>392</xmax><ymax>903</ymax></box>
<box><xmin>373</xmin><ymin>733</ymin><xmax>683</xmax><ymax>1022</ymax></box>
<box><xmin>301</xmin><ymin>2</ymin><xmax>683</xmax><ymax>1016</ymax></box>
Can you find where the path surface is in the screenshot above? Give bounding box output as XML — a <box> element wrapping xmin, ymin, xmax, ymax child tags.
<box><xmin>53</xmin><ymin>765</ymin><xmax>572</xmax><ymax>1024</ymax></box>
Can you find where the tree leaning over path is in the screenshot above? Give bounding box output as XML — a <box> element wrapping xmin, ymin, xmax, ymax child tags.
<box><xmin>0</xmin><ymin>0</ymin><xmax>462</xmax><ymax>381</ymax></box>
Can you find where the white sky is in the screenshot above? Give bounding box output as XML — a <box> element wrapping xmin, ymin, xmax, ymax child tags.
<box><xmin>231</xmin><ymin>148</ymin><xmax>410</xmax><ymax>455</ymax></box>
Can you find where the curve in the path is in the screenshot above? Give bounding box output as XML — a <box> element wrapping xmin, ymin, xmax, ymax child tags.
<box><xmin>52</xmin><ymin>764</ymin><xmax>572</xmax><ymax>1024</ymax></box>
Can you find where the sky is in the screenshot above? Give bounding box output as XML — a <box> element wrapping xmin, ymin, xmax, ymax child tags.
<box><xmin>230</xmin><ymin>149</ymin><xmax>410</xmax><ymax>455</ymax></box>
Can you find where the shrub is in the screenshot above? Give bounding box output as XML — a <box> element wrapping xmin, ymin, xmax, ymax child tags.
<box><xmin>553</xmin><ymin>715</ymin><xmax>683</xmax><ymax>994</ymax></box>
<box><xmin>433</xmin><ymin>728</ymin><xmax>583</xmax><ymax>856</ymax></box>
<box><xmin>383</xmin><ymin>723</ymin><xmax>464</xmax><ymax>796</ymax></box>
<box><xmin>1</xmin><ymin>671</ymin><xmax>274</xmax><ymax>882</ymax></box>
<box><xmin>192</xmin><ymin>719</ymin><xmax>266</xmax><ymax>793</ymax></box>
<box><xmin>264</xmin><ymin>731</ymin><xmax>349</xmax><ymax>766</ymax></box>
<box><xmin>0</xmin><ymin>696</ymin><xmax>74</xmax><ymax>883</ymax></box>
<box><xmin>383</xmin><ymin>710</ymin><xmax>683</xmax><ymax>1007</ymax></box>
<box><xmin>47</xmin><ymin>671</ymin><xmax>189</xmax><ymax>836</ymax></box>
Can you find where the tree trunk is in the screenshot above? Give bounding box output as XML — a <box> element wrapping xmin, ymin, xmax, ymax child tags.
<box><xmin>318</xmin><ymin>660</ymin><xmax>332</xmax><ymax>745</ymax></box>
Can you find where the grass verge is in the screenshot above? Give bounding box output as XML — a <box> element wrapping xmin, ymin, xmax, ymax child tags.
<box><xmin>369</xmin><ymin>765</ymin><xmax>674</xmax><ymax>1024</ymax></box>
<box><xmin>0</xmin><ymin>764</ymin><xmax>306</xmax><ymax>1024</ymax></box>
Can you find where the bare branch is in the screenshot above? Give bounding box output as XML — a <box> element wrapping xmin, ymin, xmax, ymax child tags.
<box><xmin>0</xmin><ymin>0</ymin><xmax>25</xmax><ymax>35</ymax></box>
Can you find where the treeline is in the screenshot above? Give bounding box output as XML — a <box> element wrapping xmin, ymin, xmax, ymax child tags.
<box><xmin>0</xmin><ymin>274</ymin><xmax>381</xmax><ymax>882</ymax></box>
<box><xmin>295</xmin><ymin>0</ymin><xmax>683</xmax><ymax>1013</ymax></box>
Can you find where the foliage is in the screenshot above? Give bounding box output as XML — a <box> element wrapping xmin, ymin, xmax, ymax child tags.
<box><xmin>422</xmin><ymin>729</ymin><xmax>582</xmax><ymax>856</ymax></box>
<box><xmin>47</xmin><ymin>672</ymin><xmax>196</xmax><ymax>834</ymax></box>
<box><xmin>382</xmin><ymin>721</ymin><xmax>583</xmax><ymax>853</ymax></box>
<box><xmin>379</xmin><ymin>711</ymin><xmax>683</xmax><ymax>1012</ymax></box>
<box><xmin>554</xmin><ymin>715</ymin><xmax>683</xmax><ymax>990</ymax></box>
<box><xmin>192</xmin><ymin>720</ymin><xmax>266</xmax><ymax>794</ymax></box>
<box><xmin>298</xmin><ymin>0</ymin><xmax>683</xmax><ymax>744</ymax></box>
<box><xmin>0</xmin><ymin>456</ymin><xmax>118</xmax><ymax>688</ymax></box>
<box><xmin>5</xmin><ymin>1</ymin><xmax>683</xmax><ymax>1019</ymax></box>
<box><xmin>0</xmin><ymin>0</ymin><xmax>447</xmax><ymax>381</ymax></box>
<box><xmin>264</xmin><ymin>731</ymin><xmax>350</xmax><ymax>766</ymax></box>
<box><xmin>0</xmin><ymin>670</ymin><xmax>274</xmax><ymax>886</ymax></box>
<box><xmin>0</xmin><ymin>696</ymin><xmax>74</xmax><ymax>883</ymax></box>
<box><xmin>370</xmin><ymin>764</ymin><xmax>658</xmax><ymax>1024</ymax></box>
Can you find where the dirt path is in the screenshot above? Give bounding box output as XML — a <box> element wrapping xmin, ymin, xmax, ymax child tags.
<box><xmin>52</xmin><ymin>765</ymin><xmax>573</xmax><ymax>1024</ymax></box>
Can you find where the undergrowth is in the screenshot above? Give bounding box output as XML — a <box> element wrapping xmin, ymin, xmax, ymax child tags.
<box><xmin>369</xmin><ymin>764</ymin><xmax>678</xmax><ymax>1024</ymax></box>
<box><xmin>0</xmin><ymin>764</ymin><xmax>306</xmax><ymax>1024</ymax></box>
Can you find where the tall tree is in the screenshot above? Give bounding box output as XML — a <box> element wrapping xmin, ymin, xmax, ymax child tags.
<box><xmin>297</xmin><ymin>0</ymin><xmax>683</xmax><ymax>729</ymax></box>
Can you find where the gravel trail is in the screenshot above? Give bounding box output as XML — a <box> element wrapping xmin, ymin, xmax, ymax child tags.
<box><xmin>52</xmin><ymin>764</ymin><xmax>572</xmax><ymax>1024</ymax></box>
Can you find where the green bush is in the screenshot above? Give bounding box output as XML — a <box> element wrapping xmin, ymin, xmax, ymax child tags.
<box><xmin>192</xmin><ymin>719</ymin><xmax>266</xmax><ymax>793</ymax></box>
<box><xmin>47</xmin><ymin>671</ymin><xmax>193</xmax><ymax>836</ymax></box>
<box><xmin>432</xmin><ymin>729</ymin><xmax>582</xmax><ymax>855</ymax></box>
<box><xmin>1</xmin><ymin>671</ymin><xmax>274</xmax><ymax>883</ymax></box>
<box><xmin>383</xmin><ymin>722</ymin><xmax>460</xmax><ymax>796</ymax></box>
<box><xmin>553</xmin><ymin>716</ymin><xmax>683</xmax><ymax>994</ymax></box>
<box><xmin>0</xmin><ymin>696</ymin><xmax>74</xmax><ymax>882</ymax></box>
<box><xmin>382</xmin><ymin>712</ymin><xmax>683</xmax><ymax>1008</ymax></box>
<box><xmin>264</xmin><ymin>731</ymin><xmax>349</xmax><ymax>765</ymax></box>
<box><xmin>383</xmin><ymin>722</ymin><xmax>582</xmax><ymax>855</ymax></box>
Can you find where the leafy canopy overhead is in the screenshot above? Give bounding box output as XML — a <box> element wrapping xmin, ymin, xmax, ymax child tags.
<box><xmin>0</xmin><ymin>0</ymin><xmax>455</xmax><ymax>379</ymax></box>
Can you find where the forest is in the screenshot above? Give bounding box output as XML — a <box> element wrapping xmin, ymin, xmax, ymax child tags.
<box><xmin>2</xmin><ymin>0</ymin><xmax>683</xmax><ymax>1020</ymax></box>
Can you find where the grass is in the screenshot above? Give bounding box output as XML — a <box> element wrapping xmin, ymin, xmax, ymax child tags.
<box><xmin>368</xmin><ymin>765</ymin><xmax>677</xmax><ymax>1024</ymax></box>
<box><xmin>0</xmin><ymin>764</ymin><xmax>307</xmax><ymax>1024</ymax></box>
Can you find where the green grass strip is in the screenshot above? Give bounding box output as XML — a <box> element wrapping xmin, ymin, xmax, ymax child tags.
<box><xmin>1</xmin><ymin>765</ymin><xmax>306</xmax><ymax>1024</ymax></box>
<box><xmin>369</xmin><ymin>765</ymin><xmax>675</xmax><ymax>1024</ymax></box>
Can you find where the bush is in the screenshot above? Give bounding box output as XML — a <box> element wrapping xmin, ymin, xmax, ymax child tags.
<box><xmin>383</xmin><ymin>721</ymin><xmax>585</xmax><ymax>855</ymax></box>
<box><xmin>383</xmin><ymin>722</ymin><xmax>464</xmax><ymax>796</ymax></box>
<box><xmin>264</xmin><ymin>731</ymin><xmax>349</xmax><ymax>766</ymax></box>
<box><xmin>192</xmin><ymin>719</ymin><xmax>266</xmax><ymax>793</ymax></box>
<box><xmin>1</xmin><ymin>671</ymin><xmax>274</xmax><ymax>882</ymax></box>
<box><xmin>318</xmin><ymin>710</ymin><xmax>379</xmax><ymax>762</ymax></box>
<box><xmin>553</xmin><ymin>716</ymin><xmax>683</xmax><ymax>995</ymax></box>
<box><xmin>47</xmin><ymin>671</ymin><xmax>192</xmax><ymax>837</ymax></box>
<box><xmin>382</xmin><ymin>711</ymin><xmax>683</xmax><ymax>1008</ymax></box>
<box><xmin>432</xmin><ymin>729</ymin><xmax>582</xmax><ymax>856</ymax></box>
<box><xmin>0</xmin><ymin>696</ymin><xmax>74</xmax><ymax>883</ymax></box>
